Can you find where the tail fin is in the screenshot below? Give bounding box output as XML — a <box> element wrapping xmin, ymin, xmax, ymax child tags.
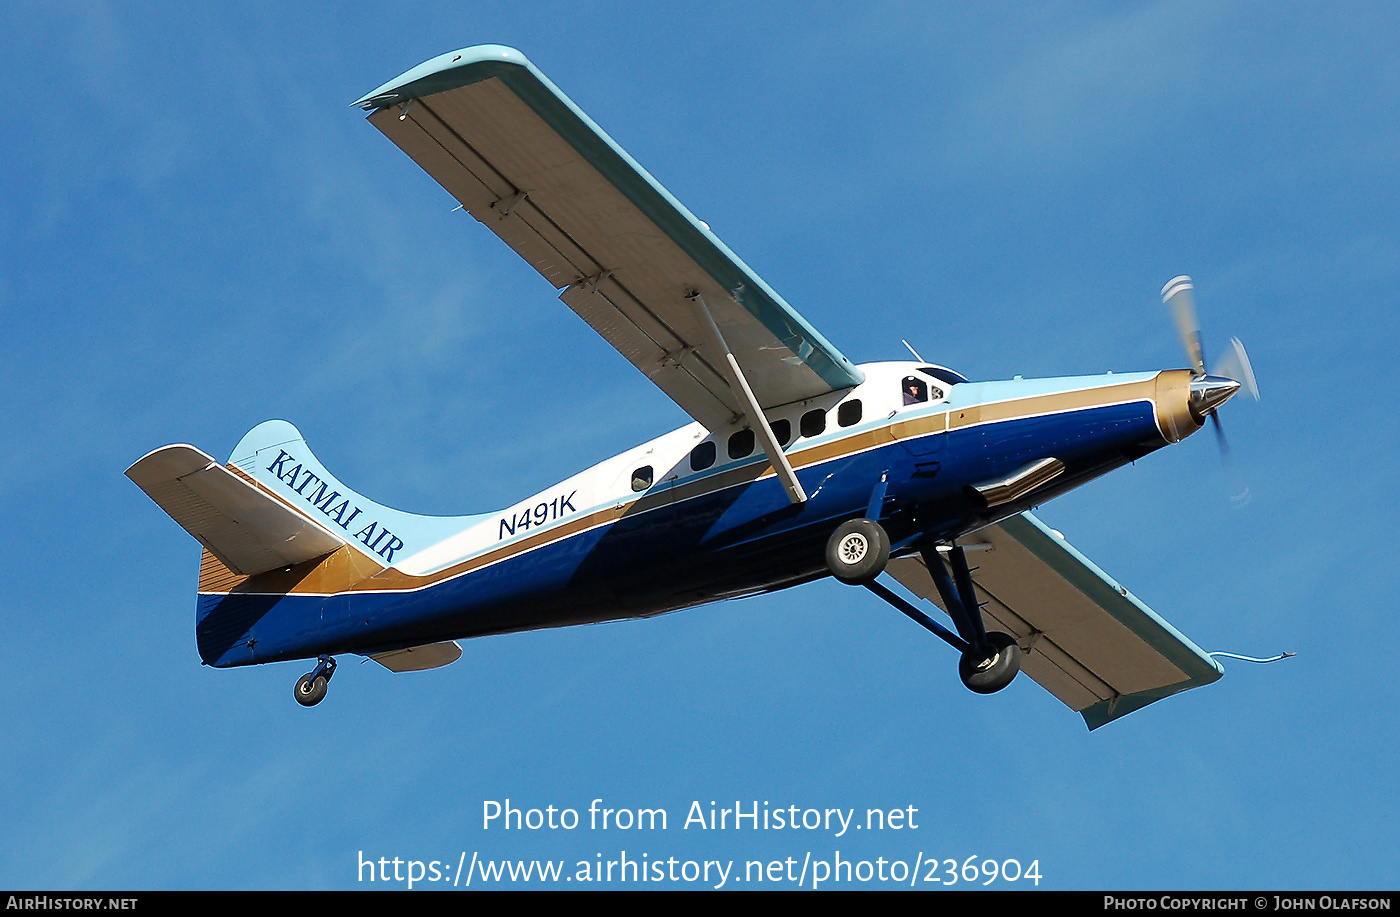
<box><xmin>129</xmin><ymin>419</ymin><xmax>486</xmax><ymax>577</ymax></box>
<box><xmin>130</xmin><ymin>420</ymin><xmax>489</xmax><ymax>668</ymax></box>
<box><xmin>227</xmin><ymin>419</ymin><xmax>483</xmax><ymax>567</ymax></box>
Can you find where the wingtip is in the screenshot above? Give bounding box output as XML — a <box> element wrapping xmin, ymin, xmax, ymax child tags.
<box><xmin>352</xmin><ymin>44</ymin><xmax>532</xmax><ymax>110</ymax></box>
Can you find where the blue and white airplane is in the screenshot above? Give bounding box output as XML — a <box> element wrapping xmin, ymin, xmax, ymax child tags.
<box><xmin>128</xmin><ymin>46</ymin><xmax>1257</xmax><ymax>729</ymax></box>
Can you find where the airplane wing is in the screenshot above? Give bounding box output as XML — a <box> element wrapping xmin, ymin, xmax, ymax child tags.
<box><xmin>355</xmin><ymin>45</ymin><xmax>865</xmax><ymax>431</ymax></box>
<box><xmin>887</xmin><ymin>512</ymin><xmax>1223</xmax><ymax>729</ymax></box>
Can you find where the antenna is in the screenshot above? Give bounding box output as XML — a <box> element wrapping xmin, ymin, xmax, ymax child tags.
<box><xmin>1207</xmin><ymin>651</ymin><xmax>1296</xmax><ymax>664</ymax></box>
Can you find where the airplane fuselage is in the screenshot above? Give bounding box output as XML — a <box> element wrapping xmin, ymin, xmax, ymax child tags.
<box><xmin>194</xmin><ymin>362</ymin><xmax>1203</xmax><ymax>669</ymax></box>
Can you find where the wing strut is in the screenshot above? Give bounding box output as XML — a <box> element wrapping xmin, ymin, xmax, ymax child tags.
<box><xmin>687</xmin><ymin>292</ymin><xmax>808</xmax><ymax>504</ymax></box>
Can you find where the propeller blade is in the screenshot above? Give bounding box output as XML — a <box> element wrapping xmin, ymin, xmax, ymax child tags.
<box><xmin>1160</xmin><ymin>277</ymin><xmax>1255</xmax><ymax>484</ymax></box>
<box><xmin>1162</xmin><ymin>275</ymin><xmax>1207</xmax><ymax>376</ymax></box>
<box><xmin>1212</xmin><ymin>336</ymin><xmax>1260</xmax><ymax>401</ymax></box>
<box><xmin>1209</xmin><ymin>411</ymin><xmax>1230</xmax><ymax>457</ymax></box>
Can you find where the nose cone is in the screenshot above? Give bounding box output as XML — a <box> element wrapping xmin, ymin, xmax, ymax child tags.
<box><xmin>1190</xmin><ymin>375</ymin><xmax>1241</xmax><ymax>421</ymax></box>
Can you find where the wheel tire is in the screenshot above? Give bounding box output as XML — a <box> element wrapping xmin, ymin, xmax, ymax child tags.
<box><xmin>824</xmin><ymin>518</ymin><xmax>891</xmax><ymax>585</ymax></box>
<box><xmin>295</xmin><ymin>673</ymin><xmax>328</xmax><ymax>707</ymax></box>
<box><xmin>959</xmin><ymin>632</ymin><xmax>1021</xmax><ymax>694</ymax></box>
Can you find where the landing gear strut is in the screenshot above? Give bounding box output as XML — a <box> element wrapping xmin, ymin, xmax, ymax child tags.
<box><xmin>294</xmin><ymin>655</ymin><xmax>337</xmax><ymax>707</ymax></box>
<box><xmin>838</xmin><ymin>528</ymin><xmax>1023</xmax><ymax>695</ymax></box>
<box><xmin>920</xmin><ymin>542</ymin><xmax>1021</xmax><ymax>694</ymax></box>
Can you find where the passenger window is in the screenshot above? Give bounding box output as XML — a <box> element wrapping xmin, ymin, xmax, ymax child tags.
<box><xmin>728</xmin><ymin>429</ymin><xmax>755</xmax><ymax>459</ymax></box>
<box><xmin>631</xmin><ymin>466</ymin><xmax>653</xmax><ymax>492</ymax></box>
<box><xmin>800</xmin><ymin>409</ymin><xmax>825</xmax><ymax>438</ymax></box>
<box><xmin>690</xmin><ymin>441</ymin><xmax>716</xmax><ymax>471</ymax></box>
<box><xmin>838</xmin><ymin>399</ymin><xmax>863</xmax><ymax>427</ymax></box>
<box><xmin>770</xmin><ymin>418</ymin><xmax>791</xmax><ymax>446</ymax></box>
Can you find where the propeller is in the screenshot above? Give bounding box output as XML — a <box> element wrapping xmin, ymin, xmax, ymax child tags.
<box><xmin>1163</xmin><ymin>275</ymin><xmax>1207</xmax><ymax>378</ymax></box>
<box><xmin>1160</xmin><ymin>276</ymin><xmax>1260</xmax><ymax>457</ymax></box>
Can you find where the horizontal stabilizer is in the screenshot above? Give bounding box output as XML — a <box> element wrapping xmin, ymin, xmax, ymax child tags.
<box><xmin>127</xmin><ymin>445</ymin><xmax>345</xmax><ymax>577</ymax></box>
<box><xmin>888</xmin><ymin>512</ymin><xmax>1223</xmax><ymax>729</ymax></box>
<box><xmin>369</xmin><ymin>641</ymin><xmax>463</xmax><ymax>672</ymax></box>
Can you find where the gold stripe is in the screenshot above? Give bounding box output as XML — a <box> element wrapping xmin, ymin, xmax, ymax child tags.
<box><xmin>228</xmin><ymin>544</ymin><xmax>389</xmax><ymax>595</ymax></box>
<box><xmin>951</xmin><ymin>377</ymin><xmax>1159</xmax><ymax>430</ymax></box>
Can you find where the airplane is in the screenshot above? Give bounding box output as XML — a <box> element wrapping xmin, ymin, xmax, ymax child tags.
<box><xmin>127</xmin><ymin>45</ymin><xmax>1259</xmax><ymax>729</ymax></box>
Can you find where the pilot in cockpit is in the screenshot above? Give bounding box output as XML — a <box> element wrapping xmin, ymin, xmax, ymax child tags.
<box><xmin>903</xmin><ymin>376</ymin><xmax>928</xmax><ymax>405</ymax></box>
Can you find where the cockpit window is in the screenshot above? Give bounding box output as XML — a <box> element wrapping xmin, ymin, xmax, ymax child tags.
<box><xmin>902</xmin><ymin>376</ymin><xmax>928</xmax><ymax>405</ymax></box>
<box><xmin>631</xmin><ymin>466</ymin><xmax>653</xmax><ymax>492</ymax></box>
<box><xmin>919</xmin><ymin>365</ymin><xmax>969</xmax><ymax>386</ymax></box>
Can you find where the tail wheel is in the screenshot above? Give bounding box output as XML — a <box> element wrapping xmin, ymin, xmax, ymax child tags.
<box><xmin>959</xmin><ymin>632</ymin><xmax>1021</xmax><ymax>694</ymax></box>
<box><xmin>295</xmin><ymin>673</ymin><xmax>328</xmax><ymax>707</ymax></box>
<box><xmin>825</xmin><ymin>519</ymin><xmax>891</xmax><ymax>585</ymax></box>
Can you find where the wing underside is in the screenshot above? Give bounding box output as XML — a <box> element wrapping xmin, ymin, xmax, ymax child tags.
<box><xmin>356</xmin><ymin>45</ymin><xmax>864</xmax><ymax>431</ymax></box>
<box><xmin>887</xmin><ymin>512</ymin><xmax>1223</xmax><ymax>729</ymax></box>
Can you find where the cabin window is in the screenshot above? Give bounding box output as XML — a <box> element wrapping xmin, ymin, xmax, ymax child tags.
<box><xmin>728</xmin><ymin>428</ymin><xmax>755</xmax><ymax>459</ymax></box>
<box><xmin>770</xmin><ymin>418</ymin><xmax>791</xmax><ymax>446</ymax></box>
<box><xmin>690</xmin><ymin>440</ymin><xmax>716</xmax><ymax>471</ymax></box>
<box><xmin>838</xmin><ymin>399</ymin><xmax>863</xmax><ymax>427</ymax></box>
<box><xmin>631</xmin><ymin>466</ymin><xmax>653</xmax><ymax>492</ymax></box>
<box><xmin>800</xmin><ymin>408</ymin><xmax>826</xmax><ymax>438</ymax></box>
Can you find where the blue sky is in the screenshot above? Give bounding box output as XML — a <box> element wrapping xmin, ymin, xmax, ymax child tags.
<box><xmin>3</xmin><ymin>1</ymin><xmax>1397</xmax><ymax>890</ymax></box>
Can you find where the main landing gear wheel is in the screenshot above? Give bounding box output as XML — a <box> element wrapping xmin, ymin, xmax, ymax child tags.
<box><xmin>294</xmin><ymin>674</ymin><xmax>327</xmax><ymax>707</ymax></box>
<box><xmin>825</xmin><ymin>518</ymin><xmax>891</xmax><ymax>585</ymax></box>
<box><xmin>959</xmin><ymin>632</ymin><xmax>1021</xmax><ymax>694</ymax></box>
